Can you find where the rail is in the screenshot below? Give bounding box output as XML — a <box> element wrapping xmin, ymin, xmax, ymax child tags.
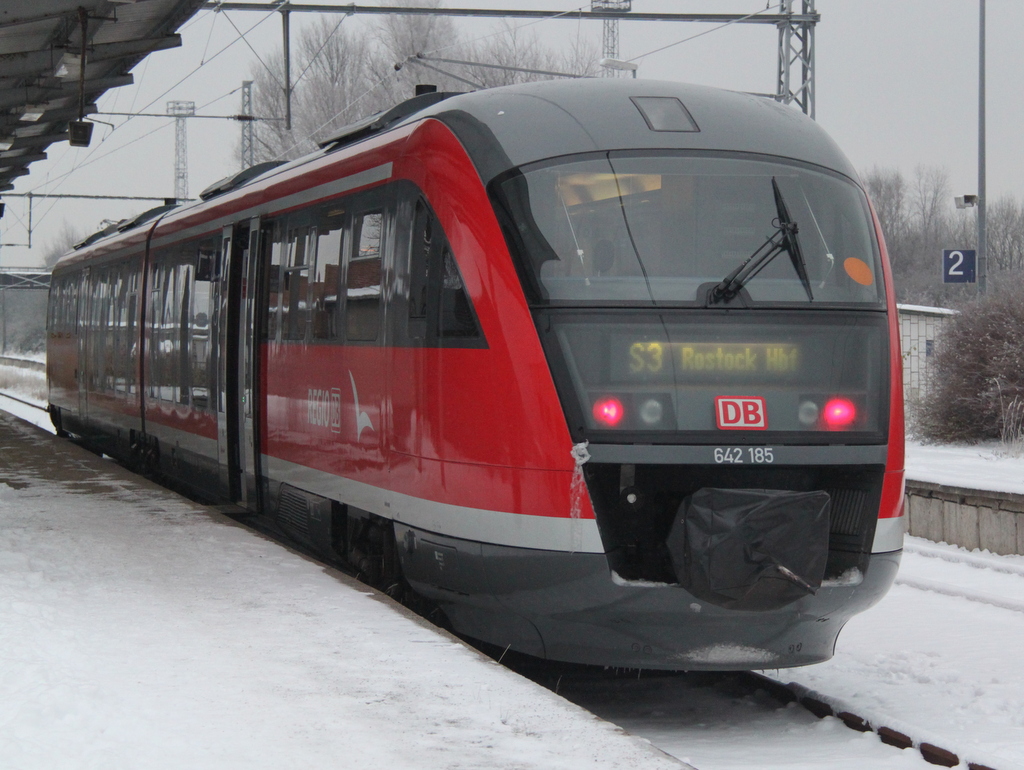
<box><xmin>0</xmin><ymin>390</ymin><xmax>48</xmax><ymax>412</ymax></box>
<box><xmin>0</xmin><ymin>355</ymin><xmax>45</xmax><ymax>373</ymax></box>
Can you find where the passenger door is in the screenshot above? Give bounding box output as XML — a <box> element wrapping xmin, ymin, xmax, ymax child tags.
<box><xmin>238</xmin><ymin>219</ymin><xmax>262</xmax><ymax>506</ymax></box>
<box><xmin>215</xmin><ymin>221</ymin><xmax>260</xmax><ymax>508</ymax></box>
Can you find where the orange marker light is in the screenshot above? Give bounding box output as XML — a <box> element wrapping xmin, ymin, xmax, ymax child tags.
<box><xmin>843</xmin><ymin>257</ymin><xmax>874</xmax><ymax>286</ymax></box>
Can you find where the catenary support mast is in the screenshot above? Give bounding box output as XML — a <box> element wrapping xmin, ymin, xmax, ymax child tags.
<box><xmin>167</xmin><ymin>101</ymin><xmax>196</xmax><ymax>201</ymax></box>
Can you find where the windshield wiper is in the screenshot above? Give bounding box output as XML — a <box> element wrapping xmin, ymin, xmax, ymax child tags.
<box><xmin>712</xmin><ymin>177</ymin><xmax>814</xmax><ymax>303</ymax></box>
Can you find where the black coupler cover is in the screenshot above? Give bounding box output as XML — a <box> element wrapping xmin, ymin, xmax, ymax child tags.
<box><xmin>666</xmin><ymin>488</ymin><xmax>831</xmax><ymax>611</ymax></box>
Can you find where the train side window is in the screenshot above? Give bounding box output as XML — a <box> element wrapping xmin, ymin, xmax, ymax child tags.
<box><xmin>311</xmin><ymin>206</ymin><xmax>344</xmax><ymax>341</ymax></box>
<box><xmin>148</xmin><ymin>268</ymin><xmax>160</xmax><ymax>399</ymax></box>
<box><xmin>126</xmin><ymin>268</ymin><xmax>139</xmax><ymax>396</ymax></box>
<box><xmin>439</xmin><ymin>247</ymin><xmax>480</xmax><ymax>340</ymax></box>
<box><xmin>407</xmin><ymin>200</ymin><xmax>436</xmax><ymax>342</ymax></box>
<box><xmin>177</xmin><ymin>261</ymin><xmax>192</xmax><ymax>405</ymax></box>
<box><xmin>346</xmin><ymin>210</ymin><xmax>383</xmax><ymax>342</ymax></box>
<box><xmin>105</xmin><ymin>268</ymin><xmax>120</xmax><ymax>394</ymax></box>
<box><xmin>74</xmin><ymin>278</ymin><xmax>83</xmax><ymax>334</ymax></box>
<box><xmin>156</xmin><ymin>260</ymin><xmax>185</xmax><ymax>403</ymax></box>
<box><xmin>159</xmin><ymin>264</ymin><xmax>177</xmax><ymax>402</ymax></box>
<box><xmin>191</xmin><ymin>240</ymin><xmax>217</xmax><ymax>409</ymax></box>
<box><xmin>265</xmin><ymin>221</ymin><xmax>284</xmax><ymax>342</ymax></box>
<box><xmin>89</xmin><ymin>274</ymin><xmax>105</xmax><ymax>393</ymax></box>
<box><xmin>113</xmin><ymin>272</ymin><xmax>126</xmax><ymax>394</ymax></box>
<box><xmin>283</xmin><ymin>223</ymin><xmax>312</xmax><ymax>341</ymax></box>
<box><xmin>406</xmin><ymin>197</ymin><xmax>484</xmax><ymax>348</ymax></box>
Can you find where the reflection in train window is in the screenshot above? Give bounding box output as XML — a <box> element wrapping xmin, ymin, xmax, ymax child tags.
<box><xmin>346</xmin><ymin>211</ymin><xmax>382</xmax><ymax>342</ymax></box>
<box><xmin>312</xmin><ymin>207</ymin><xmax>344</xmax><ymax>340</ymax></box>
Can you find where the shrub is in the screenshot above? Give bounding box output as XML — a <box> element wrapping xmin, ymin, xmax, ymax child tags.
<box><xmin>917</xmin><ymin>284</ymin><xmax>1024</xmax><ymax>443</ymax></box>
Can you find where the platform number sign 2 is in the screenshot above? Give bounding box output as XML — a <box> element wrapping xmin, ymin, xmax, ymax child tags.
<box><xmin>943</xmin><ymin>249</ymin><xmax>976</xmax><ymax>284</ymax></box>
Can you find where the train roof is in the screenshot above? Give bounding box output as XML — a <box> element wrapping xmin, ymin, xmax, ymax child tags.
<box><xmin>413</xmin><ymin>78</ymin><xmax>859</xmax><ymax>185</ymax></box>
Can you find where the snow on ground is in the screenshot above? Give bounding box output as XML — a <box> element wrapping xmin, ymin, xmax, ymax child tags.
<box><xmin>906</xmin><ymin>438</ymin><xmax>1024</xmax><ymax>495</ymax></box>
<box><xmin>769</xmin><ymin>535</ymin><xmax>1024</xmax><ymax>770</ymax></box>
<box><xmin>0</xmin><ymin>351</ymin><xmax>45</xmax><ymax>364</ymax></box>
<box><xmin>0</xmin><ymin>363</ymin><xmax>46</xmax><ymax>408</ymax></box>
<box><xmin>560</xmin><ymin>672</ymin><xmax>937</xmax><ymax>770</ymax></box>
<box><xmin>0</xmin><ymin>414</ymin><xmax>685</xmax><ymax>770</ymax></box>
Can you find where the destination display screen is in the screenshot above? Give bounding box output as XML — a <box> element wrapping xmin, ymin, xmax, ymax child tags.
<box><xmin>543</xmin><ymin>311</ymin><xmax>889</xmax><ymax>438</ymax></box>
<box><xmin>622</xmin><ymin>341</ymin><xmax>801</xmax><ymax>380</ymax></box>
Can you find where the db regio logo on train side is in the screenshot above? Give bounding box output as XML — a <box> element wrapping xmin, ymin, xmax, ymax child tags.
<box><xmin>307</xmin><ymin>388</ymin><xmax>342</xmax><ymax>433</ymax></box>
<box><xmin>715</xmin><ymin>396</ymin><xmax>767</xmax><ymax>430</ymax></box>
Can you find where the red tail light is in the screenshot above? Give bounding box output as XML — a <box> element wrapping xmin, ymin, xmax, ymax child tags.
<box><xmin>593</xmin><ymin>397</ymin><xmax>625</xmax><ymax>427</ymax></box>
<box><xmin>823</xmin><ymin>398</ymin><xmax>856</xmax><ymax>428</ymax></box>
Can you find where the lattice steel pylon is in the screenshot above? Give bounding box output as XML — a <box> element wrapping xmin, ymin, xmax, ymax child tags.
<box><xmin>240</xmin><ymin>81</ymin><xmax>255</xmax><ymax>170</ymax></box>
<box><xmin>776</xmin><ymin>0</ymin><xmax>816</xmax><ymax>118</ymax></box>
<box><xmin>167</xmin><ymin>100</ymin><xmax>195</xmax><ymax>201</ymax></box>
<box><xmin>592</xmin><ymin>0</ymin><xmax>632</xmax><ymax>77</ymax></box>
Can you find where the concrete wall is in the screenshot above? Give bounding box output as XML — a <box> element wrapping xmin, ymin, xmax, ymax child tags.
<box><xmin>906</xmin><ymin>479</ymin><xmax>1024</xmax><ymax>555</ymax></box>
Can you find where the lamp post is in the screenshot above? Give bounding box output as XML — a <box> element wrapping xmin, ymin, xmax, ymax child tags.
<box><xmin>978</xmin><ymin>0</ymin><xmax>987</xmax><ymax>294</ymax></box>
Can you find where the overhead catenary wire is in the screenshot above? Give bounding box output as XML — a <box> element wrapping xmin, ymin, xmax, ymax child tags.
<box><xmin>404</xmin><ymin>54</ymin><xmax>583</xmax><ymax>80</ymax></box>
<box><xmin>418</xmin><ymin>4</ymin><xmax>588</xmax><ymax>59</ymax></box>
<box><xmin>220</xmin><ymin>10</ymin><xmax>286</xmax><ymax>89</ymax></box>
<box><xmin>199</xmin><ymin>8</ymin><xmax>220</xmax><ymax>64</ymax></box>
<box><xmin>401</xmin><ymin>58</ymin><xmax>485</xmax><ymax>90</ymax></box>
<box><xmin>94</xmin><ymin>111</ymin><xmax>278</xmax><ymax>121</ymax></box>
<box><xmin>291</xmin><ymin>14</ymin><xmax>350</xmax><ymax>89</ymax></box>
<box><xmin>629</xmin><ymin>2</ymin><xmax>781</xmax><ymax>64</ymax></box>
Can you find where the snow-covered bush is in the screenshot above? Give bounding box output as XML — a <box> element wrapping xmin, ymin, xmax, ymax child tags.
<box><xmin>917</xmin><ymin>284</ymin><xmax>1024</xmax><ymax>443</ymax></box>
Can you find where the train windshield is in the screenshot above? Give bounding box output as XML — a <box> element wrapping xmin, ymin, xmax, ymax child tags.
<box><xmin>494</xmin><ymin>152</ymin><xmax>883</xmax><ymax>306</ymax></box>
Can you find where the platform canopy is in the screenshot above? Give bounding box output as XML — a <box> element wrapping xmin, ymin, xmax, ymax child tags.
<box><xmin>0</xmin><ymin>0</ymin><xmax>205</xmax><ymax>192</ymax></box>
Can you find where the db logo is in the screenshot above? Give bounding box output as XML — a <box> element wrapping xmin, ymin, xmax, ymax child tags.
<box><xmin>715</xmin><ymin>396</ymin><xmax>767</xmax><ymax>430</ymax></box>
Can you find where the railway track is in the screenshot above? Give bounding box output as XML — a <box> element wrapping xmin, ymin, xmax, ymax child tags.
<box><xmin>0</xmin><ymin>389</ymin><xmax>47</xmax><ymax>411</ymax></box>
<box><xmin>501</xmin><ymin>654</ymin><xmax>996</xmax><ymax>770</ymax></box>
<box><xmin>895</xmin><ymin>574</ymin><xmax>1024</xmax><ymax>614</ymax></box>
<box><xmin>904</xmin><ymin>540</ymin><xmax>1024</xmax><ymax>577</ymax></box>
<box><xmin>897</xmin><ymin>540</ymin><xmax>1024</xmax><ymax>614</ymax></box>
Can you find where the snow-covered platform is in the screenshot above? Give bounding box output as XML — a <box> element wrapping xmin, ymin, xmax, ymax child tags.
<box><xmin>0</xmin><ymin>412</ymin><xmax>686</xmax><ymax>770</ymax></box>
<box><xmin>906</xmin><ymin>440</ymin><xmax>1024</xmax><ymax>556</ymax></box>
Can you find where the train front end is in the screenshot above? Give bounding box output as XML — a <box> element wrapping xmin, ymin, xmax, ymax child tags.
<box><xmin>408</xmin><ymin>81</ymin><xmax>903</xmax><ymax>670</ymax></box>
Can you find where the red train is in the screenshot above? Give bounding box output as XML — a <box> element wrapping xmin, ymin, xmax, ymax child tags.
<box><xmin>47</xmin><ymin>79</ymin><xmax>905</xmax><ymax>669</ymax></box>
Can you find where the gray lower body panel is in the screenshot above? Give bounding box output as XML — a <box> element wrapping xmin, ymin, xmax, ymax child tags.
<box><xmin>397</xmin><ymin>522</ymin><xmax>900</xmax><ymax>670</ymax></box>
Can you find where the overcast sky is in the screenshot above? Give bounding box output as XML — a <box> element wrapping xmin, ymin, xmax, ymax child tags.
<box><xmin>2</xmin><ymin>0</ymin><xmax>1020</xmax><ymax>267</ymax></box>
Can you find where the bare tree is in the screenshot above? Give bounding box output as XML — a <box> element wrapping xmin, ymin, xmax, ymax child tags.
<box><xmin>462</xmin><ymin>20</ymin><xmax>599</xmax><ymax>87</ymax></box>
<box><xmin>864</xmin><ymin>166</ymin><xmax>910</xmax><ymax>270</ymax></box>
<box><xmin>910</xmin><ymin>165</ymin><xmax>949</xmax><ymax>240</ymax></box>
<box><xmin>251</xmin><ymin>18</ymin><xmax>379</xmax><ymax>162</ymax></box>
<box><xmin>41</xmin><ymin>220</ymin><xmax>86</xmax><ymax>268</ymax></box>
<box><xmin>988</xmin><ymin>197</ymin><xmax>1024</xmax><ymax>274</ymax></box>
